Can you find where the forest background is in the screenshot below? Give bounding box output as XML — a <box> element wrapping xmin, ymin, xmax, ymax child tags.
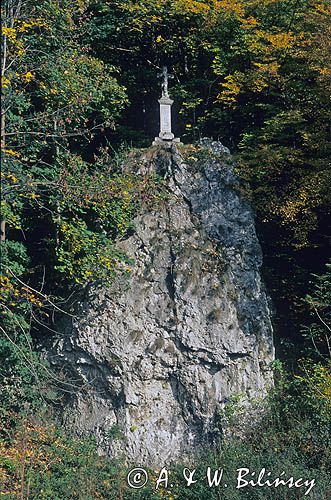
<box><xmin>1</xmin><ymin>0</ymin><xmax>330</xmax><ymax>498</ymax></box>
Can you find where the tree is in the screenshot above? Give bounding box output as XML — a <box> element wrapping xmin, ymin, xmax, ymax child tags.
<box><xmin>1</xmin><ymin>0</ymin><xmax>127</xmax><ymax>237</ymax></box>
<box><xmin>1</xmin><ymin>0</ymin><xmax>130</xmax><ymax>415</ymax></box>
<box><xmin>304</xmin><ymin>261</ymin><xmax>331</xmax><ymax>359</ymax></box>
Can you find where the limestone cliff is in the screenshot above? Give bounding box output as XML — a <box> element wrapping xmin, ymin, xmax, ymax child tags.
<box><xmin>50</xmin><ymin>140</ymin><xmax>274</xmax><ymax>466</ymax></box>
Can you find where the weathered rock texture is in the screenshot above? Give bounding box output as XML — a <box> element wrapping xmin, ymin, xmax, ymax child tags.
<box><xmin>50</xmin><ymin>141</ymin><xmax>274</xmax><ymax>466</ymax></box>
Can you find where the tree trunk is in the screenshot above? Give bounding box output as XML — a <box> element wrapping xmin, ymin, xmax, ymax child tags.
<box><xmin>0</xmin><ymin>220</ymin><xmax>6</xmax><ymax>242</ymax></box>
<box><xmin>1</xmin><ymin>102</ymin><xmax>6</xmax><ymax>242</ymax></box>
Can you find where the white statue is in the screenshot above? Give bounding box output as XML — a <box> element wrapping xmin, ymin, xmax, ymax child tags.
<box><xmin>153</xmin><ymin>66</ymin><xmax>180</xmax><ymax>145</ymax></box>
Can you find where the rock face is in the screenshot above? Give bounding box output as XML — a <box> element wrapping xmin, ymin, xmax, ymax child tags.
<box><xmin>51</xmin><ymin>141</ymin><xmax>274</xmax><ymax>466</ymax></box>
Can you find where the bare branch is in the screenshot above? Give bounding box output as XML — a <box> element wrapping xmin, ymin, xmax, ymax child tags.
<box><xmin>6</xmin><ymin>268</ymin><xmax>77</xmax><ymax>318</ymax></box>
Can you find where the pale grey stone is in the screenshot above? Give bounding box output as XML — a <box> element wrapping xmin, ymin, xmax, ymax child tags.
<box><xmin>49</xmin><ymin>142</ymin><xmax>274</xmax><ymax>467</ymax></box>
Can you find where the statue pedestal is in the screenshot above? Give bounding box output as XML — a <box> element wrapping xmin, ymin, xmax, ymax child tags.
<box><xmin>153</xmin><ymin>95</ymin><xmax>181</xmax><ymax>146</ymax></box>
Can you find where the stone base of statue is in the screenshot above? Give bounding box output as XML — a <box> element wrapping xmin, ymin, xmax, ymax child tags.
<box><xmin>152</xmin><ymin>136</ymin><xmax>181</xmax><ymax>146</ymax></box>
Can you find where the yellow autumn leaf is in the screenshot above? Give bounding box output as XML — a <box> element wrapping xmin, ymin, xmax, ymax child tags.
<box><xmin>23</xmin><ymin>71</ymin><xmax>34</xmax><ymax>82</ymax></box>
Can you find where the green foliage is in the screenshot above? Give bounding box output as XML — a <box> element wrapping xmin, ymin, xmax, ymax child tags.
<box><xmin>0</xmin><ymin>330</ymin><xmax>47</xmax><ymax>417</ymax></box>
<box><xmin>0</xmin><ymin>241</ymin><xmax>48</xmax><ymax>417</ymax></box>
<box><xmin>0</xmin><ymin>416</ymin><xmax>163</xmax><ymax>499</ymax></box>
<box><xmin>55</xmin><ymin>218</ymin><xmax>131</xmax><ymax>285</ymax></box>
<box><xmin>1</xmin><ymin>240</ymin><xmax>29</xmax><ymax>278</ymax></box>
<box><xmin>1</xmin><ymin>0</ymin><xmax>130</xmax><ymax>288</ymax></box>
<box><xmin>303</xmin><ymin>261</ymin><xmax>331</xmax><ymax>358</ymax></box>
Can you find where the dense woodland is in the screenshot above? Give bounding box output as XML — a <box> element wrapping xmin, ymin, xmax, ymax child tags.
<box><xmin>1</xmin><ymin>0</ymin><xmax>330</xmax><ymax>498</ymax></box>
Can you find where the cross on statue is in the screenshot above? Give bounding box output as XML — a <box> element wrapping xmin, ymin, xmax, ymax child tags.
<box><xmin>158</xmin><ymin>66</ymin><xmax>174</xmax><ymax>98</ymax></box>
